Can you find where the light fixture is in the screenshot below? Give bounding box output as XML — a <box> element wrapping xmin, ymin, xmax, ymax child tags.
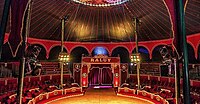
<box><xmin>130</xmin><ymin>53</ymin><xmax>140</xmax><ymax>63</ymax></box>
<box><xmin>58</xmin><ymin>52</ymin><xmax>70</xmax><ymax>63</ymax></box>
<box><xmin>72</xmin><ymin>0</ymin><xmax>129</xmax><ymax>7</ymax></box>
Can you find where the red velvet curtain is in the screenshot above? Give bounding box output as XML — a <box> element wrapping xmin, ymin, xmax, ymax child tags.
<box><xmin>89</xmin><ymin>68</ymin><xmax>100</xmax><ymax>85</ymax></box>
<box><xmin>88</xmin><ymin>65</ymin><xmax>112</xmax><ymax>86</ymax></box>
<box><xmin>9</xmin><ymin>0</ymin><xmax>29</xmax><ymax>56</ymax></box>
<box><xmin>101</xmin><ymin>68</ymin><xmax>112</xmax><ymax>85</ymax></box>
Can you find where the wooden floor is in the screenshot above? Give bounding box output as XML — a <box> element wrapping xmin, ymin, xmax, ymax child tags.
<box><xmin>47</xmin><ymin>88</ymin><xmax>154</xmax><ymax>104</ymax></box>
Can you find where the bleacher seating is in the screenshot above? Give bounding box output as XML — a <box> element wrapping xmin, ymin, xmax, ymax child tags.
<box><xmin>41</xmin><ymin>62</ymin><xmax>59</xmax><ymax>74</ymax></box>
<box><xmin>0</xmin><ymin>74</ymin><xmax>72</xmax><ymax>104</ymax></box>
<box><xmin>128</xmin><ymin>74</ymin><xmax>200</xmax><ymax>104</ymax></box>
<box><xmin>1</xmin><ymin>62</ymin><xmax>200</xmax><ymax>104</ymax></box>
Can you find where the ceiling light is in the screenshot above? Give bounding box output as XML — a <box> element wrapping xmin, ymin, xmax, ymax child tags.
<box><xmin>72</xmin><ymin>0</ymin><xmax>129</xmax><ymax>7</ymax></box>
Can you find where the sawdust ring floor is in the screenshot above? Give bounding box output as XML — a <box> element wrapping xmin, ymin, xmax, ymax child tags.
<box><xmin>47</xmin><ymin>88</ymin><xmax>154</xmax><ymax>104</ymax></box>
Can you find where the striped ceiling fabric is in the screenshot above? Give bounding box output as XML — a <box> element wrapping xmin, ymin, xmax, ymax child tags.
<box><xmin>0</xmin><ymin>0</ymin><xmax>200</xmax><ymax>42</ymax></box>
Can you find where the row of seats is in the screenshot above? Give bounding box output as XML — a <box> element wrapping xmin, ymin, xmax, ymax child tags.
<box><xmin>0</xmin><ymin>74</ymin><xmax>71</xmax><ymax>104</ymax></box>
<box><xmin>117</xmin><ymin>85</ymin><xmax>169</xmax><ymax>104</ymax></box>
<box><xmin>128</xmin><ymin>74</ymin><xmax>200</xmax><ymax>104</ymax></box>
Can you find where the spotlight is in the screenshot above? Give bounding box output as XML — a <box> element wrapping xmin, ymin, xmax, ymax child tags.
<box><xmin>130</xmin><ymin>53</ymin><xmax>140</xmax><ymax>63</ymax></box>
<box><xmin>58</xmin><ymin>52</ymin><xmax>70</xmax><ymax>63</ymax></box>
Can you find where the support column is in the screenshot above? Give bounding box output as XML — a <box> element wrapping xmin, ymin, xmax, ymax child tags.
<box><xmin>17</xmin><ymin>0</ymin><xmax>32</xmax><ymax>103</ymax></box>
<box><xmin>60</xmin><ymin>18</ymin><xmax>65</xmax><ymax>89</ymax></box>
<box><xmin>134</xmin><ymin>17</ymin><xmax>140</xmax><ymax>90</ymax></box>
<box><xmin>174</xmin><ymin>0</ymin><xmax>191</xmax><ymax>104</ymax></box>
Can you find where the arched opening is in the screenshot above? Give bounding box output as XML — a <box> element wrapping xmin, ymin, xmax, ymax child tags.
<box><xmin>187</xmin><ymin>43</ymin><xmax>196</xmax><ymax>63</ymax></box>
<box><xmin>111</xmin><ymin>47</ymin><xmax>129</xmax><ymax>63</ymax></box>
<box><xmin>70</xmin><ymin>47</ymin><xmax>89</xmax><ymax>73</ymax></box>
<box><xmin>152</xmin><ymin>45</ymin><xmax>166</xmax><ymax>62</ymax></box>
<box><xmin>26</xmin><ymin>44</ymin><xmax>47</xmax><ymax>60</ymax></box>
<box><xmin>70</xmin><ymin>46</ymin><xmax>89</xmax><ymax>63</ymax></box>
<box><xmin>88</xmin><ymin>65</ymin><xmax>113</xmax><ymax>87</ymax></box>
<box><xmin>1</xmin><ymin>42</ymin><xmax>13</xmax><ymax>61</ymax></box>
<box><xmin>48</xmin><ymin>46</ymin><xmax>67</xmax><ymax>61</ymax></box>
<box><xmin>91</xmin><ymin>47</ymin><xmax>109</xmax><ymax>56</ymax></box>
<box><xmin>132</xmin><ymin>46</ymin><xmax>150</xmax><ymax>62</ymax></box>
<box><xmin>198</xmin><ymin>44</ymin><xmax>200</xmax><ymax>63</ymax></box>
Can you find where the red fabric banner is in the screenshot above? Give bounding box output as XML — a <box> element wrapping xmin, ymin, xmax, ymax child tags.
<box><xmin>8</xmin><ymin>0</ymin><xmax>29</xmax><ymax>56</ymax></box>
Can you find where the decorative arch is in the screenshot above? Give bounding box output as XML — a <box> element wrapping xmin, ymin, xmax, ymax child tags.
<box><xmin>152</xmin><ymin>45</ymin><xmax>166</xmax><ymax>62</ymax></box>
<box><xmin>187</xmin><ymin>40</ymin><xmax>198</xmax><ymax>59</ymax></box>
<box><xmin>187</xmin><ymin>41</ymin><xmax>196</xmax><ymax>53</ymax></box>
<box><xmin>26</xmin><ymin>44</ymin><xmax>47</xmax><ymax>60</ymax></box>
<box><xmin>3</xmin><ymin>33</ymin><xmax>200</xmax><ymax>61</ymax></box>
<box><xmin>69</xmin><ymin>45</ymin><xmax>90</xmax><ymax>55</ymax></box>
<box><xmin>132</xmin><ymin>46</ymin><xmax>150</xmax><ymax>62</ymax></box>
<box><xmin>70</xmin><ymin>46</ymin><xmax>89</xmax><ymax>63</ymax></box>
<box><xmin>131</xmin><ymin>45</ymin><xmax>150</xmax><ymax>55</ymax></box>
<box><xmin>48</xmin><ymin>44</ymin><xmax>68</xmax><ymax>55</ymax></box>
<box><xmin>111</xmin><ymin>47</ymin><xmax>129</xmax><ymax>63</ymax></box>
<box><xmin>197</xmin><ymin>45</ymin><xmax>200</xmax><ymax>62</ymax></box>
<box><xmin>187</xmin><ymin>43</ymin><xmax>196</xmax><ymax>63</ymax></box>
<box><xmin>27</xmin><ymin>41</ymin><xmax>47</xmax><ymax>53</ymax></box>
<box><xmin>150</xmin><ymin>43</ymin><xmax>169</xmax><ymax>59</ymax></box>
<box><xmin>111</xmin><ymin>45</ymin><xmax>130</xmax><ymax>54</ymax></box>
<box><xmin>48</xmin><ymin>46</ymin><xmax>68</xmax><ymax>60</ymax></box>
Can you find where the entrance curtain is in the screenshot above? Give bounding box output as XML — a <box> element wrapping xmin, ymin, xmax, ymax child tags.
<box><xmin>101</xmin><ymin>68</ymin><xmax>112</xmax><ymax>85</ymax></box>
<box><xmin>89</xmin><ymin>67</ymin><xmax>113</xmax><ymax>85</ymax></box>
<box><xmin>89</xmin><ymin>68</ymin><xmax>100</xmax><ymax>85</ymax></box>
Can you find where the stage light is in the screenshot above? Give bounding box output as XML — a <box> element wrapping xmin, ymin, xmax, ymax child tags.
<box><xmin>58</xmin><ymin>52</ymin><xmax>70</xmax><ymax>63</ymax></box>
<box><xmin>130</xmin><ymin>63</ymin><xmax>133</xmax><ymax>66</ymax></box>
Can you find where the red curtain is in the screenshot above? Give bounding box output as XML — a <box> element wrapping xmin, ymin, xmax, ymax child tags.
<box><xmin>8</xmin><ymin>0</ymin><xmax>29</xmax><ymax>56</ymax></box>
<box><xmin>88</xmin><ymin>68</ymin><xmax>100</xmax><ymax>85</ymax></box>
<box><xmin>101</xmin><ymin>68</ymin><xmax>112</xmax><ymax>85</ymax></box>
<box><xmin>88</xmin><ymin>65</ymin><xmax>113</xmax><ymax>86</ymax></box>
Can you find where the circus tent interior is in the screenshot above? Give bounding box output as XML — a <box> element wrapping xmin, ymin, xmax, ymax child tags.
<box><xmin>0</xmin><ymin>0</ymin><xmax>200</xmax><ymax>104</ymax></box>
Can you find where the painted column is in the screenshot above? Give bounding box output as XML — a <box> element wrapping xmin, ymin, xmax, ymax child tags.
<box><xmin>81</xmin><ymin>64</ymin><xmax>88</xmax><ymax>87</ymax></box>
<box><xmin>174</xmin><ymin>0</ymin><xmax>191</xmax><ymax>103</ymax></box>
<box><xmin>113</xmin><ymin>64</ymin><xmax>120</xmax><ymax>87</ymax></box>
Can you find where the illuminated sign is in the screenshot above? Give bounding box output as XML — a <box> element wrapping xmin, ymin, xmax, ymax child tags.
<box><xmin>82</xmin><ymin>55</ymin><xmax>120</xmax><ymax>63</ymax></box>
<box><xmin>90</xmin><ymin>58</ymin><xmax>111</xmax><ymax>62</ymax></box>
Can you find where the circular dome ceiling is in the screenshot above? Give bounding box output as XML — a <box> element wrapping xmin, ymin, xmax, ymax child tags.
<box><xmin>0</xmin><ymin>0</ymin><xmax>200</xmax><ymax>42</ymax></box>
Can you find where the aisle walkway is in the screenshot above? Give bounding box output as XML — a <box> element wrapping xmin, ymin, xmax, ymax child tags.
<box><xmin>47</xmin><ymin>88</ymin><xmax>153</xmax><ymax>104</ymax></box>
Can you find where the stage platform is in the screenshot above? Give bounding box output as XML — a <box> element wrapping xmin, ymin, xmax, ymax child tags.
<box><xmin>46</xmin><ymin>88</ymin><xmax>154</xmax><ymax>104</ymax></box>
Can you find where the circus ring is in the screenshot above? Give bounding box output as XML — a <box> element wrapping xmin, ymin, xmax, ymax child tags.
<box><xmin>3</xmin><ymin>73</ymin><xmax>200</xmax><ymax>104</ymax></box>
<box><xmin>28</xmin><ymin>88</ymin><xmax>168</xmax><ymax>104</ymax></box>
<box><xmin>26</xmin><ymin>55</ymin><xmax>170</xmax><ymax>104</ymax></box>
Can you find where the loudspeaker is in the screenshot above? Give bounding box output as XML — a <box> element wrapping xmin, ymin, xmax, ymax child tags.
<box><xmin>160</xmin><ymin>65</ymin><xmax>168</xmax><ymax>76</ymax></box>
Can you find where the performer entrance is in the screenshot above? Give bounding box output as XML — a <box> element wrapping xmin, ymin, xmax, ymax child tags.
<box><xmin>73</xmin><ymin>54</ymin><xmax>128</xmax><ymax>88</ymax></box>
<box><xmin>88</xmin><ymin>64</ymin><xmax>113</xmax><ymax>86</ymax></box>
